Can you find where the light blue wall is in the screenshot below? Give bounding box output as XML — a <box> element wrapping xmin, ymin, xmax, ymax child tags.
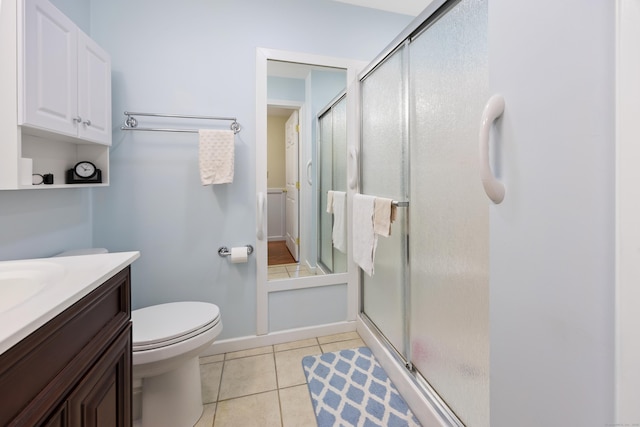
<box><xmin>267</xmin><ymin>76</ymin><xmax>305</xmax><ymax>101</ymax></box>
<box><xmin>0</xmin><ymin>190</ymin><xmax>93</xmax><ymax>260</ymax></box>
<box><xmin>50</xmin><ymin>0</ymin><xmax>90</xmax><ymax>33</ymax></box>
<box><xmin>0</xmin><ymin>0</ymin><xmax>92</xmax><ymax>262</ymax></box>
<box><xmin>88</xmin><ymin>0</ymin><xmax>412</xmax><ymax>339</ymax></box>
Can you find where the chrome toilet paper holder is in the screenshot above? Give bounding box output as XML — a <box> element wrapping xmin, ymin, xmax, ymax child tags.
<box><xmin>218</xmin><ymin>245</ymin><xmax>254</xmax><ymax>257</ymax></box>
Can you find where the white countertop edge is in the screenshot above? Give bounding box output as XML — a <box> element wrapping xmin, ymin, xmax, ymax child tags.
<box><xmin>0</xmin><ymin>251</ymin><xmax>140</xmax><ymax>356</ymax></box>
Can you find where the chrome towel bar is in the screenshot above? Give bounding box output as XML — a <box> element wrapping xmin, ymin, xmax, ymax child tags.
<box><xmin>122</xmin><ymin>111</ymin><xmax>241</xmax><ymax>134</ymax></box>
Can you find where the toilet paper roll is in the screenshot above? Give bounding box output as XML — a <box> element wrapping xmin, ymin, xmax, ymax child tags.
<box><xmin>230</xmin><ymin>246</ymin><xmax>248</xmax><ymax>263</ymax></box>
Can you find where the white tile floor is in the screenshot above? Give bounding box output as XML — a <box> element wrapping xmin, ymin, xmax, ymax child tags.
<box><xmin>194</xmin><ymin>331</ymin><xmax>365</xmax><ymax>427</ymax></box>
<box><xmin>267</xmin><ymin>263</ymin><xmax>316</xmax><ymax>280</ymax></box>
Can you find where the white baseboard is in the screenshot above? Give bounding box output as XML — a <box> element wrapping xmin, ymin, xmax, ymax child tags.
<box><xmin>304</xmin><ymin>259</ymin><xmax>316</xmax><ymax>274</ymax></box>
<box><xmin>356</xmin><ymin>316</ymin><xmax>450</xmax><ymax>427</ymax></box>
<box><xmin>201</xmin><ymin>321</ymin><xmax>356</xmax><ymax>356</ymax></box>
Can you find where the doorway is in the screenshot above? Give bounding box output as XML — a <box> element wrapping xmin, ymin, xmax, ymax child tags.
<box><xmin>267</xmin><ymin>104</ymin><xmax>301</xmax><ymax>267</ymax></box>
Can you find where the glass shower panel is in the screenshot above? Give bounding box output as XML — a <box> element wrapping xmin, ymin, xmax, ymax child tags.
<box><xmin>331</xmin><ymin>97</ymin><xmax>347</xmax><ymax>273</ymax></box>
<box><xmin>317</xmin><ymin>96</ymin><xmax>348</xmax><ymax>274</ymax></box>
<box><xmin>361</xmin><ymin>46</ymin><xmax>408</xmax><ymax>357</ymax></box>
<box><xmin>409</xmin><ymin>0</ymin><xmax>489</xmax><ymax>426</ymax></box>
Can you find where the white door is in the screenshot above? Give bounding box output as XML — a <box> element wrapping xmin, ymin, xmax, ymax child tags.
<box><xmin>77</xmin><ymin>30</ymin><xmax>111</xmax><ymax>145</ymax></box>
<box><xmin>285</xmin><ymin>110</ymin><xmax>299</xmax><ymax>261</ymax></box>
<box><xmin>22</xmin><ymin>0</ymin><xmax>78</xmax><ymax>136</ymax></box>
<box><xmin>490</xmin><ymin>1</ymin><xmax>614</xmax><ymax>426</ymax></box>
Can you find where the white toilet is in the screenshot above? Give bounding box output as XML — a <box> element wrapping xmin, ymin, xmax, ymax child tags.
<box><xmin>55</xmin><ymin>249</ymin><xmax>222</xmax><ymax>427</ymax></box>
<box><xmin>132</xmin><ymin>301</ymin><xmax>222</xmax><ymax>427</ymax></box>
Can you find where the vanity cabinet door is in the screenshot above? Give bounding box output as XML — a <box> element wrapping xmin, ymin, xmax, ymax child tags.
<box><xmin>0</xmin><ymin>267</ymin><xmax>131</xmax><ymax>426</ymax></box>
<box><xmin>68</xmin><ymin>325</ymin><xmax>132</xmax><ymax>427</ymax></box>
<box><xmin>22</xmin><ymin>0</ymin><xmax>78</xmax><ymax>137</ymax></box>
<box><xmin>43</xmin><ymin>403</ymin><xmax>68</xmax><ymax>427</ymax></box>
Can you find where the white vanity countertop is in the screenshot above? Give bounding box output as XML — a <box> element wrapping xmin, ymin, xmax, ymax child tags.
<box><xmin>0</xmin><ymin>251</ymin><xmax>140</xmax><ymax>356</ymax></box>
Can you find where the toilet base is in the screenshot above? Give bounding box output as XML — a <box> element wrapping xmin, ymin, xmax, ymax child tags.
<box><xmin>139</xmin><ymin>356</ymin><xmax>204</xmax><ymax>427</ymax></box>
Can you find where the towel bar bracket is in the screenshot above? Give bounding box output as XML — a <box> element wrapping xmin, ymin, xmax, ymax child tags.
<box><xmin>125</xmin><ymin>114</ymin><xmax>138</xmax><ymax>128</ymax></box>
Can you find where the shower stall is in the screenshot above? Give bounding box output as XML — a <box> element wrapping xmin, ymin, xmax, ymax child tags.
<box><xmin>317</xmin><ymin>93</ymin><xmax>348</xmax><ymax>275</ymax></box>
<box><xmin>359</xmin><ymin>0</ymin><xmax>489</xmax><ymax>425</ymax></box>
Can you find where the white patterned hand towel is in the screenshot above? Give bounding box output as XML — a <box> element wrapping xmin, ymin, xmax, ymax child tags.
<box><xmin>332</xmin><ymin>191</ymin><xmax>347</xmax><ymax>253</ymax></box>
<box><xmin>353</xmin><ymin>194</ymin><xmax>377</xmax><ymax>276</ymax></box>
<box><xmin>199</xmin><ymin>129</ymin><xmax>234</xmax><ymax>185</ymax></box>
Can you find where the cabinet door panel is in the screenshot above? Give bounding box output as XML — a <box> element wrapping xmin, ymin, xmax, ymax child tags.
<box><xmin>68</xmin><ymin>326</ymin><xmax>132</xmax><ymax>427</ymax></box>
<box><xmin>22</xmin><ymin>0</ymin><xmax>78</xmax><ymax>136</ymax></box>
<box><xmin>77</xmin><ymin>31</ymin><xmax>112</xmax><ymax>145</ymax></box>
<box><xmin>43</xmin><ymin>403</ymin><xmax>68</xmax><ymax>427</ymax></box>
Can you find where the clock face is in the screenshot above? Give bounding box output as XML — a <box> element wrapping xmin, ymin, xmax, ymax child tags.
<box><xmin>75</xmin><ymin>161</ymin><xmax>97</xmax><ymax>178</ymax></box>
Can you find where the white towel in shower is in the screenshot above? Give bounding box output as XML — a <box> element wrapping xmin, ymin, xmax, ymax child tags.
<box><xmin>373</xmin><ymin>197</ymin><xmax>395</xmax><ymax>237</ymax></box>
<box><xmin>326</xmin><ymin>190</ymin><xmax>334</xmax><ymax>214</ymax></box>
<box><xmin>199</xmin><ymin>129</ymin><xmax>234</xmax><ymax>185</ymax></box>
<box><xmin>353</xmin><ymin>194</ymin><xmax>377</xmax><ymax>276</ymax></box>
<box><xmin>332</xmin><ymin>191</ymin><xmax>347</xmax><ymax>253</ymax></box>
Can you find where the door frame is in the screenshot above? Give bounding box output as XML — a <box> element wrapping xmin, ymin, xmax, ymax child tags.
<box><xmin>255</xmin><ymin>47</ymin><xmax>366</xmax><ymax>335</ymax></box>
<box><xmin>615</xmin><ymin>1</ymin><xmax>640</xmax><ymax>423</ymax></box>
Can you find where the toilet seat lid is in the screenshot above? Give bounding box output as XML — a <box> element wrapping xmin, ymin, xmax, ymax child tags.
<box><xmin>132</xmin><ymin>301</ymin><xmax>220</xmax><ymax>348</ymax></box>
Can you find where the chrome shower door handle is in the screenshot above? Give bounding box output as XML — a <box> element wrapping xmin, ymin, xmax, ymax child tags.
<box><xmin>256</xmin><ymin>192</ymin><xmax>266</xmax><ymax>240</ymax></box>
<box><xmin>479</xmin><ymin>94</ymin><xmax>506</xmax><ymax>204</ymax></box>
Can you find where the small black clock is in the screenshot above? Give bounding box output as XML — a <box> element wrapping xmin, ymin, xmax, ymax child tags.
<box><xmin>66</xmin><ymin>161</ymin><xmax>102</xmax><ymax>184</ymax></box>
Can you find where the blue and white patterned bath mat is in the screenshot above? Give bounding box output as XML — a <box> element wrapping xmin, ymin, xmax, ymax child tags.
<box><xmin>302</xmin><ymin>347</ymin><xmax>421</xmax><ymax>427</ymax></box>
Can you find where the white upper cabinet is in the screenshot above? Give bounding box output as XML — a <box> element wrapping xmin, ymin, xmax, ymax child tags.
<box><xmin>19</xmin><ymin>0</ymin><xmax>111</xmax><ymax>146</ymax></box>
<box><xmin>0</xmin><ymin>0</ymin><xmax>111</xmax><ymax>190</ymax></box>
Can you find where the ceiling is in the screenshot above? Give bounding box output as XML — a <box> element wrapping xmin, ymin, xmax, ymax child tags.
<box><xmin>332</xmin><ymin>0</ymin><xmax>433</xmax><ymax>16</ymax></box>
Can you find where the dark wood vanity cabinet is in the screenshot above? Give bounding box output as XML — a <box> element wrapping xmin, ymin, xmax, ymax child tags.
<box><xmin>0</xmin><ymin>267</ymin><xmax>132</xmax><ymax>426</ymax></box>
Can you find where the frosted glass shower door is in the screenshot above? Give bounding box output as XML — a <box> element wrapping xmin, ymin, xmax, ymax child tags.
<box><xmin>331</xmin><ymin>97</ymin><xmax>347</xmax><ymax>273</ymax></box>
<box><xmin>318</xmin><ymin>95</ymin><xmax>347</xmax><ymax>274</ymax></box>
<box><xmin>361</xmin><ymin>46</ymin><xmax>408</xmax><ymax>357</ymax></box>
<box><xmin>409</xmin><ymin>0</ymin><xmax>489</xmax><ymax>425</ymax></box>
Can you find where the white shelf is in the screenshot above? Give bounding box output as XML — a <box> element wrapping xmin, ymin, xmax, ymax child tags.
<box><xmin>18</xmin><ymin>183</ymin><xmax>109</xmax><ymax>190</ymax></box>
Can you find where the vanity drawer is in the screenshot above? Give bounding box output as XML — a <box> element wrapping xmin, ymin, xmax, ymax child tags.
<box><xmin>0</xmin><ymin>266</ymin><xmax>131</xmax><ymax>425</ymax></box>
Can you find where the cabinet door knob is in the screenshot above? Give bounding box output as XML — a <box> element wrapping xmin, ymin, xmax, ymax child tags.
<box><xmin>73</xmin><ymin>116</ymin><xmax>82</xmax><ymax>123</ymax></box>
<box><xmin>83</xmin><ymin>120</ymin><xmax>92</xmax><ymax>126</ymax></box>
